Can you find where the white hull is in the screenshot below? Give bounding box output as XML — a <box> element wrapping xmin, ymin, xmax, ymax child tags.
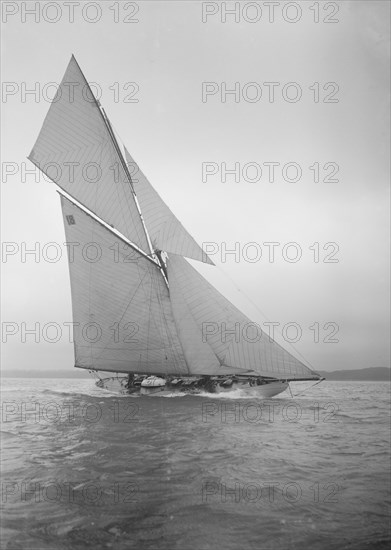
<box><xmin>96</xmin><ymin>376</ymin><xmax>289</xmax><ymax>398</ymax></box>
<box><xmin>217</xmin><ymin>380</ymin><xmax>289</xmax><ymax>398</ymax></box>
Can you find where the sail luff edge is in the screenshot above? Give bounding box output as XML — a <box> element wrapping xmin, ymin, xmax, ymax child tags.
<box><xmin>98</xmin><ymin>107</ymin><xmax>169</xmax><ymax>286</ymax></box>
<box><xmin>71</xmin><ymin>55</ymin><xmax>156</xmax><ymax>258</ymax></box>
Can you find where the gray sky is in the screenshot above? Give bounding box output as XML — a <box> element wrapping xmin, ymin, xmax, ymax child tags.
<box><xmin>1</xmin><ymin>0</ymin><xmax>390</xmax><ymax>372</ymax></box>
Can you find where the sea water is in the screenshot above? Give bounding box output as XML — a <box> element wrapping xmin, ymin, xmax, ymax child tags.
<box><xmin>1</xmin><ymin>378</ymin><xmax>390</xmax><ymax>550</ymax></box>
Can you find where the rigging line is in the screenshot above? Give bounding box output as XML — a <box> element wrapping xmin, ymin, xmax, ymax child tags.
<box><xmin>146</xmin><ymin>263</ymin><xmax>154</xmax><ymax>369</ymax></box>
<box><xmin>70</xmin><ymin>55</ymin><xmax>150</xmax><ymax>254</ymax></box>
<box><xmin>115</xmin><ymin>144</ymin><xmax>170</xmax><ymax>287</ymax></box>
<box><xmin>157</xmin><ymin>276</ymin><xmax>174</xmax><ymax>376</ymax></box>
<box><xmin>167</xmin><ymin>256</ymin><xmax>220</xmax><ymax>369</ymax></box>
<box><xmin>87</xmin><ymin>196</ymin><xmax>97</xmax><ymax>369</ymax></box>
<box><xmin>106</xmin><ymin>136</ymin><xmax>135</xmax><ymax>248</ymax></box>
<box><xmin>92</xmin><ymin>263</ymin><xmax>151</xmax><ymax>363</ymax></box>
<box><xmin>99</xmin><ymin>129</ymin><xmax>134</xmax><ymax>239</ymax></box>
<box><xmin>88</xmin><ymin>370</ymin><xmax>101</xmax><ymax>382</ymax></box>
<box><xmin>213</xmin><ymin>261</ymin><xmax>317</xmax><ymax>372</ymax></box>
<box><xmin>292</xmin><ymin>378</ymin><xmax>325</xmax><ymax>397</ymax></box>
<box><xmin>101</xmin><ymin>107</ymin><xmax>152</xmax><ymax>252</ymax></box>
<box><xmin>152</xmin><ymin>269</ymin><xmax>168</xmax><ymax>367</ymax></box>
<box><xmin>104</xmin><ymin>118</ymin><xmax>147</xmax><ymax>251</ymax></box>
<box><xmin>154</xmin><ymin>268</ymin><xmax>186</xmax><ymax>376</ymax></box>
<box><xmin>106</xmin><ymin>119</ymin><xmax>170</xmax><ymax>288</ymax></box>
<box><xmin>152</xmin><ymin>269</ymin><xmax>168</xmax><ymax>369</ymax></box>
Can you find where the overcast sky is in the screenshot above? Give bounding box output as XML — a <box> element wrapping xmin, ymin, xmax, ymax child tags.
<box><xmin>1</xmin><ymin>0</ymin><xmax>390</xmax><ymax>373</ymax></box>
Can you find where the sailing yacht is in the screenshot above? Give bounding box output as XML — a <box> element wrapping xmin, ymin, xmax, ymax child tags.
<box><xmin>29</xmin><ymin>56</ymin><xmax>322</xmax><ymax>397</ymax></box>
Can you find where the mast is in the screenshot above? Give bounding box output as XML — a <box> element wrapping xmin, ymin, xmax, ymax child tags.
<box><xmin>101</xmin><ymin>107</ymin><xmax>169</xmax><ymax>286</ymax></box>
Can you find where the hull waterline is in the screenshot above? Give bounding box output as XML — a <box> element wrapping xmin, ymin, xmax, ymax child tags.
<box><xmin>95</xmin><ymin>376</ymin><xmax>289</xmax><ymax>398</ymax></box>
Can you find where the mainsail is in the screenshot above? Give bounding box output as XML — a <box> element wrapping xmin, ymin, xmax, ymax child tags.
<box><xmin>30</xmin><ymin>56</ymin><xmax>321</xmax><ymax>382</ymax></box>
<box><xmin>60</xmin><ymin>195</ymin><xmax>188</xmax><ymax>375</ymax></box>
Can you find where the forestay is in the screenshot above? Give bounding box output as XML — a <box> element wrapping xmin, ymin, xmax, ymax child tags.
<box><xmin>60</xmin><ymin>195</ymin><xmax>188</xmax><ymax>375</ymax></box>
<box><xmin>167</xmin><ymin>254</ymin><xmax>320</xmax><ymax>380</ymax></box>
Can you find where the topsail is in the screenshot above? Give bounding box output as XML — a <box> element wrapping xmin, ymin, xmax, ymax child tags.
<box><xmin>28</xmin><ymin>56</ymin><xmax>150</xmax><ymax>252</ymax></box>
